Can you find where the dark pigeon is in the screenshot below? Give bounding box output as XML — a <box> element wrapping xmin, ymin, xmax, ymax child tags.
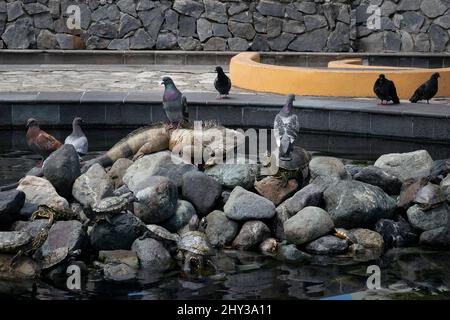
<box><xmin>410</xmin><ymin>73</ymin><xmax>440</xmax><ymax>104</ymax></box>
<box><xmin>65</xmin><ymin>117</ymin><xmax>88</xmax><ymax>155</ymax></box>
<box><xmin>161</xmin><ymin>76</ymin><xmax>189</xmax><ymax>127</ymax></box>
<box><xmin>373</xmin><ymin>74</ymin><xmax>400</xmax><ymax>105</ymax></box>
<box><xmin>214</xmin><ymin>66</ymin><xmax>231</xmax><ymax>99</ymax></box>
<box><xmin>274</xmin><ymin>94</ymin><xmax>300</xmax><ymax>161</ymax></box>
<box><xmin>26</xmin><ymin>118</ymin><xmax>62</xmax><ymax>161</ymax></box>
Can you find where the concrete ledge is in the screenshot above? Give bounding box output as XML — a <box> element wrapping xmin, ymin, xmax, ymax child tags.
<box><xmin>1</xmin><ymin>91</ymin><xmax>450</xmax><ymax>142</ymax></box>
<box><xmin>230</xmin><ymin>52</ymin><xmax>450</xmax><ymax>99</ymax></box>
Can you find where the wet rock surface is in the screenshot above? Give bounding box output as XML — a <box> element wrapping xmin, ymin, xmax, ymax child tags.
<box><xmin>0</xmin><ymin>190</ymin><xmax>25</xmax><ymax>229</ymax></box>
<box><xmin>232</xmin><ymin>221</ymin><xmax>270</xmax><ymax>251</ymax></box>
<box><xmin>224</xmin><ymin>186</ymin><xmax>275</xmax><ymax>221</ymax></box>
<box><xmin>205</xmin><ymin>210</ymin><xmax>239</xmax><ymax>248</ymax></box>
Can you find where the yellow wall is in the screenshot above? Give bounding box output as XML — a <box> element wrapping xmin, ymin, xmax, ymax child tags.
<box><xmin>230</xmin><ymin>52</ymin><xmax>450</xmax><ymax>99</ymax></box>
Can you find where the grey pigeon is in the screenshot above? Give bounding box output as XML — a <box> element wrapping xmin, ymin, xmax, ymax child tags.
<box><xmin>274</xmin><ymin>94</ymin><xmax>300</xmax><ymax>161</ymax></box>
<box><xmin>214</xmin><ymin>66</ymin><xmax>231</xmax><ymax>99</ymax></box>
<box><xmin>373</xmin><ymin>74</ymin><xmax>400</xmax><ymax>105</ymax></box>
<box><xmin>410</xmin><ymin>73</ymin><xmax>440</xmax><ymax>104</ymax></box>
<box><xmin>161</xmin><ymin>76</ymin><xmax>189</xmax><ymax>127</ymax></box>
<box><xmin>65</xmin><ymin>117</ymin><xmax>88</xmax><ymax>155</ymax></box>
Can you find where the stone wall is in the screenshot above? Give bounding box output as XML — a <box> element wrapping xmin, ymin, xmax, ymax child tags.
<box><xmin>0</xmin><ymin>0</ymin><xmax>448</xmax><ymax>52</ymax></box>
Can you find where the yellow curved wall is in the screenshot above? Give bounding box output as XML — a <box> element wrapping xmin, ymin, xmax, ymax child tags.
<box><xmin>230</xmin><ymin>52</ymin><xmax>450</xmax><ymax>99</ymax></box>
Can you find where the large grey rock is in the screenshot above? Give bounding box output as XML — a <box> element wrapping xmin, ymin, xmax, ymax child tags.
<box><xmin>204</xmin><ymin>37</ymin><xmax>227</xmax><ymax>50</ymax></box>
<box><xmin>178</xmin><ymin>36</ymin><xmax>201</xmax><ymax>50</ymax></box>
<box><xmin>304</xmin><ymin>15</ymin><xmax>328</xmax><ymax>31</ymax></box>
<box><xmin>224</xmin><ymin>186</ymin><xmax>275</xmax><ymax>221</ymax></box>
<box><xmin>275</xmin><ymin>244</ymin><xmax>311</xmax><ymax>263</ymax></box>
<box><xmin>124</xmin><ymin>151</ymin><xmax>197</xmax><ymax>189</ymax></box>
<box><xmin>267</xmin><ymin>16</ymin><xmax>282</xmax><ymax>38</ymax></box>
<box><xmin>163</xmin><ymin>9</ymin><xmax>178</xmax><ymax>30</ymax></box>
<box><xmin>55</xmin><ymin>34</ymin><xmax>84</xmax><ymax>50</ymax></box>
<box><xmin>43</xmin><ymin>144</ymin><xmax>80</xmax><ymax>198</ymax></box>
<box><xmin>283</xmin><ymin>206</ymin><xmax>334</xmax><ymax>245</ymax></box>
<box><xmin>7</xmin><ymin>1</ymin><xmax>24</xmax><ymax>21</ymax></box>
<box><xmin>375</xmin><ymin>218</ymin><xmax>419</xmax><ymax>248</ymax></box>
<box><xmin>212</xmin><ymin>23</ymin><xmax>231</xmax><ymax>37</ymax></box>
<box><xmin>229</xmin><ymin>2</ymin><xmax>248</xmax><ymax>16</ymax></box>
<box><xmin>228</xmin><ymin>21</ymin><xmax>255</xmax><ymax>40</ymax></box>
<box><xmin>256</xmin><ymin>0</ymin><xmax>285</xmax><ymax>17</ymax></box>
<box><xmin>354</xmin><ymin>166</ymin><xmax>402</xmax><ymax>195</ymax></box>
<box><xmin>401</xmin><ymin>11</ymin><xmax>425</xmax><ymax>34</ymax></box>
<box><xmin>156</xmin><ymin>32</ymin><xmax>178</xmax><ymax>49</ymax></box>
<box><xmin>251</xmin><ymin>34</ymin><xmax>270</xmax><ymax>51</ymax></box>
<box><xmin>420</xmin><ymin>0</ymin><xmax>447</xmax><ymax>19</ymax></box>
<box><xmin>173</xmin><ymin>0</ymin><xmax>204</xmax><ymax>18</ymax></box>
<box><xmin>38</xmin><ymin>220</ymin><xmax>86</xmax><ymax>269</ymax></box>
<box><xmin>304</xmin><ymin>235</ymin><xmax>348</xmax><ymax>255</ymax></box>
<box><xmin>197</xmin><ymin>18</ymin><xmax>213</xmax><ymax>42</ymax></box>
<box><xmin>205</xmin><ymin>163</ymin><xmax>259</xmax><ymax>189</ymax></box>
<box><xmin>268</xmin><ymin>32</ymin><xmax>296</xmax><ymax>51</ymax></box>
<box><xmin>117</xmin><ymin>0</ymin><xmax>137</xmax><ymax>17</ymax></box>
<box><xmin>108</xmin><ymin>38</ymin><xmax>130</xmax><ymax>50</ymax></box>
<box><xmin>232</xmin><ymin>221</ymin><xmax>270</xmax><ymax>251</ymax></box>
<box><xmin>229</xmin><ymin>11</ymin><xmax>253</xmax><ymax>23</ymax></box>
<box><xmin>253</xmin><ymin>12</ymin><xmax>267</xmax><ymax>33</ymax></box>
<box><xmin>17</xmin><ymin>176</ymin><xmax>70</xmax><ymax>212</ymax></box>
<box><xmin>133</xmin><ymin>176</ymin><xmax>178</xmax><ymax>224</ymax></box>
<box><xmin>351</xmin><ymin>228</ymin><xmax>384</xmax><ymax>253</ymax></box>
<box><xmin>107</xmin><ymin>158</ymin><xmax>133</xmax><ymax>189</ymax></box>
<box><xmin>118</xmin><ymin>13</ymin><xmax>141</xmax><ymax>37</ymax></box>
<box><xmin>162</xmin><ymin>200</ymin><xmax>195</xmax><ymax>233</ymax></box>
<box><xmin>429</xmin><ymin>24</ymin><xmax>449</xmax><ymax>52</ymax></box>
<box><xmin>374</xmin><ymin>150</ymin><xmax>433</xmax><ymax>182</ymax></box>
<box><xmin>294</xmin><ymin>1</ymin><xmax>316</xmax><ymax>14</ymax></box>
<box><xmin>138</xmin><ymin>7</ymin><xmax>164</xmax><ymax>39</ymax></box>
<box><xmin>288</xmin><ymin>27</ymin><xmax>328</xmax><ymax>51</ymax></box>
<box><xmin>88</xmin><ymin>21</ymin><xmax>118</xmax><ymax>39</ymax></box>
<box><xmin>90</xmin><ymin>212</ymin><xmax>146</xmax><ymax>250</ymax></box>
<box><xmin>203</xmin><ymin>0</ymin><xmax>227</xmax><ymax>23</ymax></box>
<box><xmin>324</xmin><ymin>180</ymin><xmax>396</xmax><ymax>229</ymax></box>
<box><xmin>131</xmin><ymin>237</ymin><xmax>172</xmax><ymax>271</ymax></box>
<box><xmin>130</xmin><ymin>28</ymin><xmax>155</xmax><ymax>49</ymax></box>
<box><xmin>227</xmin><ymin>37</ymin><xmax>250</xmax><ymax>51</ymax></box>
<box><xmin>406</xmin><ymin>204</ymin><xmax>450</xmax><ymax>231</ymax></box>
<box><xmin>179</xmin><ymin>15</ymin><xmax>196</xmax><ymax>37</ymax></box>
<box><xmin>34</xmin><ymin>13</ymin><xmax>53</xmax><ymax>30</ymax></box>
<box><xmin>413</xmin><ymin>33</ymin><xmax>430</xmax><ymax>52</ymax></box>
<box><xmin>72</xmin><ymin>164</ymin><xmax>114</xmax><ymax>208</ymax></box>
<box><xmin>137</xmin><ymin>0</ymin><xmax>156</xmax><ymax>11</ymax></box>
<box><xmin>283</xmin><ymin>20</ymin><xmax>305</xmax><ymax>34</ymax></box>
<box><xmin>435</xmin><ymin>15</ymin><xmax>450</xmax><ymax>29</ymax></box>
<box><xmin>0</xmin><ymin>231</ymin><xmax>31</xmax><ymax>253</ymax></box>
<box><xmin>309</xmin><ymin>156</ymin><xmax>348</xmax><ymax>181</ymax></box>
<box><xmin>205</xmin><ymin>210</ymin><xmax>239</xmax><ymax>248</ymax></box>
<box><xmin>91</xmin><ymin>4</ymin><xmax>120</xmax><ymax>21</ymax></box>
<box><xmin>182</xmin><ymin>171</ymin><xmax>221</xmax><ymax>216</ymax></box>
<box><xmin>397</xmin><ymin>0</ymin><xmax>421</xmax><ymax>11</ymax></box>
<box><xmin>37</xmin><ymin>29</ymin><xmax>57</xmax><ymax>49</ymax></box>
<box><xmin>2</xmin><ymin>18</ymin><xmax>34</xmax><ymax>48</ymax></box>
<box><xmin>99</xmin><ymin>250</ymin><xmax>139</xmax><ymax>269</ymax></box>
<box><xmin>358</xmin><ymin>32</ymin><xmax>384</xmax><ymax>52</ymax></box>
<box><xmin>327</xmin><ymin>22</ymin><xmax>350</xmax><ymax>51</ymax></box>
<box><xmin>419</xmin><ymin>227</ymin><xmax>450</xmax><ymax>249</ymax></box>
<box><xmin>0</xmin><ymin>190</ymin><xmax>25</xmax><ymax>229</ymax></box>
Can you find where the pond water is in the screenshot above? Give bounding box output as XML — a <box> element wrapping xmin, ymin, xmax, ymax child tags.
<box><xmin>1</xmin><ymin>129</ymin><xmax>450</xmax><ymax>300</ymax></box>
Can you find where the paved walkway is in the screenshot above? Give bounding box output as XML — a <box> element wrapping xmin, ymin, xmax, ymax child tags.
<box><xmin>0</xmin><ymin>64</ymin><xmax>252</xmax><ymax>93</ymax></box>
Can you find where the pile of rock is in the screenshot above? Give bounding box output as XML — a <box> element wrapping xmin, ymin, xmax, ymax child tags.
<box><xmin>1</xmin><ymin>145</ymin><xmax>449</xmax><ymax>283</ymax></box>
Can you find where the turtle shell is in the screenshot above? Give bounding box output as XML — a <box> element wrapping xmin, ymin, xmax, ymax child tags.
<box><xmin>178</xmin><ymin>231</ymin><xmax>214</xmax><ymax>256</ymax></box>
<box><xmin>261</xmin><ymin>146</ymin><xmax>311</xmax><ymax>175</ymax></box>
<box><xmin>146</xmin><ymin>224</ymin><xmax>180</xmax><ymax>244</ymax></box>
<box><xmin>414</xmin><ymin>183</ymin><xmax>446</xmax><ymax>208</ymax></box>
<box><xmin>92</xmin><ymin>196</ymin><xmax>129</xmax><ymax>214</ymax></box>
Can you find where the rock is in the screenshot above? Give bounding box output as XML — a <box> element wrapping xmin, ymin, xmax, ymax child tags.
<box><xmin>435</xmin><ymin>15</ymin><xmax>450</xmax><ymax>29</ymax></box>
<box><xmin>0</xmin><ymin>254</ymin><xmax>38</xmax><ymax>280</ymax></box>
<box><xmin>420</xmin><ymin>0</ymin><xmax>447</xmax><ymax>19</ymax></box>
<box><xmin>0</xmin><ymin>190</ymin><xmax>25</xmax><ymax>229</ymax></box>
<box><xmin>203</xmin><ymin>0</ymin><xmax>227</xmax><ymax>23</ymax></box>
<box><xmin>253</xmin><ymin>12</ymin><xmax>267</xmax><ymax>33</ymax></box>
<box><xmin>205</xmin><ymin>210</ymin><xmax>239</xmax><ymax>248</ymax></box>
<box><xmin>406</xmin><ymin>204</ymin><xmax>450</xmax><ymax>231</ymax></box>
<box><xmin>429</xmin><ymin>24</ymin><xmax>449</xmax><ymax>52</ymax></box>
<box><xmin>324</xmin><ymin>180</ymin><xmax>396</xmax><ymax>229</ymax></box>
<box><xmin>304</xmin><ymin>15</ymin><xmax>328</xmax><ymax>31</ymax></box>
<box><xmin>178</xmin><ymin>36</ymin><xmax>201</xmax><ymax>50</ymax></box>
<box><xmin>327</xmin><ymin>22</ymin><xmax>350</xmax><ymax>51</ymax></box>
<box><xmin>56</xmin><ymin>34</ymin><xmax>85</xmax><ymax>50</ymax></box>
<box><xmin>108</xmin><ymin>38</ymin><xmax>129</xmax><ymax>50</ymax></box>
<box><xmin>137</xmin><ymin>0</ymin><xmax>155</xmax><ymax>11</ymax></box>
<box><xmin>138</xmin><ymin>7</ymin><xmax>164</xmax><ymax>39</ymax></box>
<box><xmin>117</xmin><ymin>0</ymin><xmax>137</xmax><ymax>17</ymax></box>
<box><xmin>294</xmin><ymin>1</ymin><xmax>316</xmax><ymax>14</ymax></box>
<box><xmin>72</xmin><ymin>163</ymin><xmax>114</xmax><ymax>208</ymax></box>
<box><xmin>275</xmin><ymin>244</ymin><xmax>311</xmax><ymax>263</ymax></box>
<box><xmin>358</xmin><ymin>32</ymin><xmax>385</xmax><ymax>52</ymax></box>
<box><xmin>17</xmin><ymin>176</ymin><xmax>70</xmax><ymax>212</ymax></box>
<box><xmin>90</xmin><ymin>212</ymin><xmax>146</xmax><ymax>251</ymax></box>
<box><xmin>224</xmin><ymin>186</ymin><xmax>275</xmax><ymax>221</ymax></box>
<box><xmin>38</xmin><ymin>221</ymin><xmax>87</xmax><ymax>269</ymax></box>
<box><xmin>354</xmin><ymin>166</ymin><xmax>402</xmax><ymax>195</ymax></box>
<box><xmin>345</xmin><ymin>164</ymin><xmax>364</xmax><ymax>177</ymax></box>
<box><xmin>7</xmin><ymin>1</ymin><xmax>24</xmax><ymax>21</ymax></box>
<box><xmin>228</xmin><ymin>21</ymin><xmax>256</xmax><ymax>40</ymax></box>
<box><xmin>232</xmin><ymin>221</ymin><xmax>270</xmax><ymax>251</ymax></box>
<box><xmin>309</xmin><ymin>156</ymin><xmax>348</xmax><ymax>181</ymax></box>
<box><xmin>0</xmin><ymin>231</ymin><xmax>31</xmax><ymax>253</ymax></box>
<box><xmin>88</xmin><ymin>21</ymin><xmax>118</xmax><ymax>39</ymax></box>
<box><xmin>163</xmin><ymin>9</ymin><xmax>179</xmax><ymax>30</ymax></box>
<box><xmin>350</xmin><ymin>228</ymin><xmax>384</xmax><ymax>253</ymax></box>
<box><xmin>130</xmin><ymin>28</ymin><xmax>155</xmax><ymax>49</ymax></box>
<box><xmin>182</xmin><ymin>171</ymin><xmax>221</xmax><ymax>216</ymax></box>
<box><xmin>304</xmin><ymin>235</ymin><xmax>348</xmax><ymax>255</ymax></box>
<box><xmin>267</xmin><ymin>16</ymin><xmax>282</xmax><ymax>38</ymax></box>
<box><xmin>268</xmin><ymin>32</ymin><xmax>296</xmax><ymax>51</ymax></box>
<box><xmin>124</xmin><ymin>151</ymin><xmax>197</xmax><ymax>189</ymax></box>
<box><xmin>375</xmin><ymin>218</ymin><xmax>419</xmax><ymax>248</ymax></box>
<box><xmin>107</xmin><ymin>158</ymin><xmax>133</xmax><ymax>189</ymax></box>
<box><xmin>256</xmin><ymin>0</ymin><xmax>285</xmax><ymax>17</ymax></box>
<box><xmin>173</xmin><ymin>0</ymin><xmax>204</xmax><ymax>18</ymax></box>
<box><xmin>203</xmin><ymin>37</ymin><xmax>227</xmax><ymax>51</ymax></box>
<box><xmin>227</xmin><ymin>37</ymin><xmax>250</xmax><ymax>51</ymax></box>
<box><xmin>131</xmin><ymin>237</ymin><xmax>172</xmax><ymax>271</ymax></box>
<box><xmin>205</xmin><ymin>163</ymin><xmax>259</xmax><ymax>189</ymax></box>
<box><xmin>283</xmin><ymin>20</ymin><xmax>305</xmax><ymax>34</ymax></box>
<box><xmin>179</xmin><ymin>15</ymin><xmax>196</xmax><ymax>37</ymax></box>
<box><xmin>419</xmin><ymin>227</ymin><xmax>450</xmax><ymax>249</ymax></box>
<box><xmin>103</xmin><ymin>263</ymin><xmax>137</xmax><ymax>281</ymax></box>
<box><xmin>212</xmin><ymin>23</ymin><xmax>231</xmax><ymax>37</ymax></box>
<box><xmin>398</xmin><ymin>177</ymin><xmax>428</xmax><ymax>209</ymax></box>
<box><xmin>2</xmin><ymin>17</ymin><xmax>34</xmax><ymax>48</ymax></box>
<box><xmin>283</xmin><ymin>206</ymin><xmax>334</xmax><ymax>245</ymax></box>
<box><xmin>229</xmin><ymin>2</ymin><xmax>248</xmax><ymax>16</ymax></box>
<box><xmin>99</xmin><ymin>250</ymin><xmax>139</xmax><ymax>269</ymax></box>
<box><xmin>375</xmin><ymin>150</ymin><xmax>433</xmax><ymax>182</ymax></box>
<box><xmin>43</xmin><ymin>144</ymin><xmax>80</xmax><ymax>198</ymax></box>
<box><xmin>118</xmin><ymin>13</ymin><xmax>141</xmax><ymax>37</ymax></box>
<box><xmin>156</xmin><ymin>32</ymin><xmax>178</xmax><ymax>49</ymax></box>
<box><xmin>162</xmin><ymin>200</ymin><xmax>195</xmax><ymax>233</ymax></box>
<box><xmin>86</xmin><ymin>36</ymin><xmax>110</xmax><ymax>49</ymax></box>
<box><xmin>37</xmin><ymin>29</ymin><xmax>57</xmax><ymax>49</ymax></box>
<box><xmin>229</xmin><ymin>11</ymin><xmax>252</xmax><ymax>23</ymax></box>
<box><xmin>397</xmin><ymin>0</ymin><xmax>421</xmax><ymax>11</ymax></box>
<box><xmin>254</xmin><ymin>176</ymin><xmax>298</xmax><ymax>205</ymax></box>
<box><xmin>251</xmin><ymin>34</ymin><xmax>270</xmax><ymax>51</ymax></box>
<box><xmin>133</xmin><ymin>176</ymin><xmax>178</xmax><ymax>224</ymax></box>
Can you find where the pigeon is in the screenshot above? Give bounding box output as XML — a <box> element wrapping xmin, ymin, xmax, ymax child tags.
<box><xmin>161</xmin><ymin>76</ymin><xmax>189</xmax><ymax>128</ymax></box>
<box><xmin>214</xmin><ymin>66</ymin><xmax>231</xmax><ymax>99</ymax></box>
<box><xmin>274</xmin><ymin>94</ymin><xmax>300</xmax><ymax>161</ymax></box>
<box><xmin>26</xmin><ymin>118</ymin><xmax>62</xmax><ymax>161</ymax></box>
<box><xmin>373</xmin><ymin>74</ymin><xmax>400</xmax><ymax>105</ymax></box>
<box><xmin>65</xmin><ymin>117</ymin><xmax>88</xmax><ymax>155</ymax></box>
<box><xmin>410</xmin><ymin>73</ymin><xmax>440</xmax><ymax>104</ymax></box>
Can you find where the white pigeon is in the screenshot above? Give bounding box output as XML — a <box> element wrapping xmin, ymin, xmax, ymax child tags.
<box><xmin>65</xmin><ymin>117</ymin><xmax>88</xmax><ymax>155</ymax></box>
<box><xmin>274</xmin><ymin>94</ymin><xmax>300</xmax><ymax>161</ymax></box>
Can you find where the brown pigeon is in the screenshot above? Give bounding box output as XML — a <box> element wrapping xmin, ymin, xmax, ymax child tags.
<box><xmin>26</xmin><ymin>118</ymin><xmax>62</xmax><ymax>160</ymax></box>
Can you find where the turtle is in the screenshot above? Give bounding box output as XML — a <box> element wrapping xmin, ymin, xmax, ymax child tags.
<box><xmin>177</xmin><ymin>231</ymin><xmax>215</xmax><ymax>273</ymax></box>
<box><xmin>260</xmin><ymin>146</ymin><xmax>311</xmax><ymax>187</ymax></box>
<box><xmin>259</xmin><ymin>238</ymin><xmax>278</xmax><ymax>256</ymax></box>
<box><xmin>89</xmin><ymin>193</ymin><xmax>137</xmax><ymax>223</ymax></box>
<box><xmin>141</xmin><ymin>224</ymin><xmax>180</xmax><ymax>253</ymax></box>
<box><xmin>414</xmin><ymin>183</ymin><xmax>446</xmax><ymax>211</ymax></box>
